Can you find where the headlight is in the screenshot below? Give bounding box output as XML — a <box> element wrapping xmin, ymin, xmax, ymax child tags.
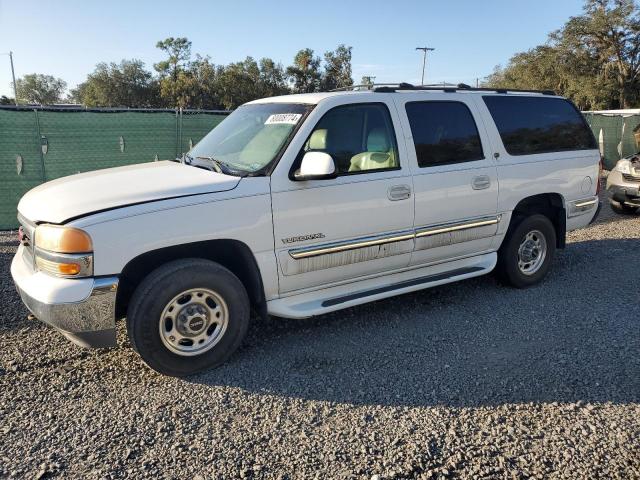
<box><xmin>34</xmin><ymin>225</ymin><xmax>94</xmax><ymax>278</ymax></box>
<box><xmin>615</xmin><ymin>159</ymin><xmax>632</xmax><ymax>175</ymax></box>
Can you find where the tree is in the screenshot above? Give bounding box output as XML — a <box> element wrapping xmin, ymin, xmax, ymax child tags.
<box><xmin>562</xmin><ymin>0</ymin><xmax>640</xmax><ymax>108</ymax></box>
<box><xmin>71</xmin><ymin>60</ymin><xmax>160</xmax><ymax>107</ymax></box>
<box><xmin>485</xmin><ymin>0</ymin><xmax>640</xmax><ymax>110</ymax></box>
<box><xmin>213</xmin><ymin>57</ymin><xmax>290</xmax><ymax>109</ymax></box>
<box><xmin>286</xmin><ymin>49</ymin><xmax>322</xmax><ymax>93</ymax></box>
<box><xmin>155</xmin><ymin>37</ymin><xmax>195</xmax><ymax>108</ymax></box>
<box><xmin>0</xmin><ymin>95</ymin><xmax>14</xmax><ymax>105</ymax></box>
<box><xmin>15</xmin><ymin>74</ymin><xmax>66</xmax><ymax>104</ymax></box>
<box><xmin>215</xmin><ymin>57</ymin><xmax>262</xmax><ymax>109</ymax></box>
<box><xmin>188</xmin><ymin>55</ymin><xmax>222</xmax><ymax>109</ymax></box>
<box><xmin>321</xmin><ymin>45</ymin><xmax>353</xmax><ymax>91</ymax></box>
<box><xmin>258</xmin><ymin>58</ymin><xmax>289</xmax><ymax>98</ymax></box>
<box><xmin>360</xmin><ymin>76</ymin><xmax>375</xmax><ymax>90</ymax></box>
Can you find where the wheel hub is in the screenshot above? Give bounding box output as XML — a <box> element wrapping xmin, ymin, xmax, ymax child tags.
<box><xmin>520</xmin><ymin>240</ymin><xmax>540</xmax><ymax>263</ymax></box>
<box><xmin>517</xmin><ymin>229</ymin><xmax>547</xmax><ymax>276</ymax></box>
<box><xmin>158</xmin><ymin>288</ymin><xmax>229</xmax><ymax>357</ymax></box>
<box><xmin>177</xmin><ymin>305</ymin><xmax>208</xmax><ymax>336</ymax></box>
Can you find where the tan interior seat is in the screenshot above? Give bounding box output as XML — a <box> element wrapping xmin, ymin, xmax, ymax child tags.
<box><xmin>348</xmin><ymin>128</ymin><xmax>396</xmax><ymax>172</ymax></box>
<box><xmin>308</xmin><ymin>129</ymin><xmax>328</xmax><ymax>150</ymax></box>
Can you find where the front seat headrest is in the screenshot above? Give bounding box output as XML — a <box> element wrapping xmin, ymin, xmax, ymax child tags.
<box><xmin>367</xmin><ymin>128</ymin><xmax>390</xmax><ymax>152</ymax></box>
<box><xmin>308</xmin><ymin>129</ymin><xmax>328</xmax><ymax>150</ymax></box>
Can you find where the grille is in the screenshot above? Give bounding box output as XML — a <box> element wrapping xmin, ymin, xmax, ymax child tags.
<box><xmin>622</xmin><ymin>173</ymin><xmax>640</xmax><ymax>182</ymax></box>
<box><xmin>17</xmin><ymin>213</ymin><xmax>36</xmax><ymax>270</ymax></box>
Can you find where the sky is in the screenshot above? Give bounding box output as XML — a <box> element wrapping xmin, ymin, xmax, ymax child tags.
<box><xmin>0</xmin><ymin>0</ymin><xmax>588</xmax><ymax>98</ymax></box>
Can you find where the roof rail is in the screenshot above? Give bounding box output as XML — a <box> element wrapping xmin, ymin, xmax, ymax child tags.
<box><xmin>370</xmin><ymin>83</ymin><xmax>556</xmax><ymax>95</ymax></box>
<box><xmin>329</xmin><ymin>83</ymin><xmax>401</xmax><ymax>92</ymax></box>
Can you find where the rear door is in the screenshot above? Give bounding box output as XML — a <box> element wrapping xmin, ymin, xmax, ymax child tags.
<box><xmin>394</xmin><ymin>94</ymin><xmax>500</xmax><ymax>266</ymax></box>
<box><xmin>270</xmin><ymin>96</ymin><xmax>415</xmax><ymax>294</ymax></box>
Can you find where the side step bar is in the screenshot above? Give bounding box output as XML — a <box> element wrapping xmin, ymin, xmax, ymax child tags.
<box><xmin>321</xmin><ymin>266</ymin><xmax>484</xmax><ymax>307</ymax></box>
<box><xmin>266</xmin><ymin>253</ymin><xmax>497</xmax><ymax>319</ymax></box>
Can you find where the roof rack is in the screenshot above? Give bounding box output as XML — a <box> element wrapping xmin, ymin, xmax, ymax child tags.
<box><xmin>329</xmin><ymin>83</ymin><xmax>395</xmax><ymax>92</ymax></box>
<box><xmin>330</xmin><ymin>83</ymin><xmax>555</xmax><ymax>96</ymax></box>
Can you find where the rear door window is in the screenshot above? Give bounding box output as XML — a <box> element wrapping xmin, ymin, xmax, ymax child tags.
<box><xmin>405</xmin><ymin>101</ymin><xmax>484</xmax><ymax>168</ymax></box>
<box><xmin>482</xmin><ymin>96</ymin><xmax>597</xmax><ymax>155</ymax></box>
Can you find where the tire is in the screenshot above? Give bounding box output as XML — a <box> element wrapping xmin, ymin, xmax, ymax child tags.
<box><xmin>610</xmin><ymin>199</ymin><xmax>638</xmax><ymax>215</ymax></box>
<box><xmin>126</xmin><ymin>258</ymin><xmax>250</xmax><ymax>376</ymax></box>
<box><xmin>496</xmin><ymin>214</ymin><xmax>557</xmax><ymax>288</ymax></box>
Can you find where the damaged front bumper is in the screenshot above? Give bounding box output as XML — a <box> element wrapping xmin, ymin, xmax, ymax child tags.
<box><xmin>607</xmin><ymin>165</ymin><xmax>640</xmax><ymax>206</ymax></box>
<box><xmin>11</xmin><ymin>245</ymin><xmax>119</xmax><ymax>348</ymax></box>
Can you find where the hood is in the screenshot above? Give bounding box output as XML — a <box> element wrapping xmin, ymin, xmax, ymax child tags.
<box><xmin>18</xmin><ymin>161</ymin><xmax>241</xmax><ymax>224</ymax></box>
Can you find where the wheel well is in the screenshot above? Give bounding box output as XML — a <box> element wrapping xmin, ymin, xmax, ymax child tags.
<box><xmin>115</xmin><ymin>239</ymin><xmax>267</xmax><ymax>320</ymax></box>
<box><xmin>511</xmin><ymin>193</ymin><xmax>566</xmax><ymax>248</ymax></box>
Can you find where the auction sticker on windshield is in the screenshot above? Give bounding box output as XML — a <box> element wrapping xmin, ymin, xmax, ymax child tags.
<box><xmin>264</xmin><ymin>113</ymin><xmax>302</xmax><ymax>125</ymax></box>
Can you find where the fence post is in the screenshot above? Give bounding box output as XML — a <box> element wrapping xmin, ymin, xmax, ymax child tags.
<box><xmin>33</xmin><ymin>108</ymin><xmax>47</xmax><ymax>182</ymax></box>
<box><xmin>175</xmin><ymin>107</ymin><xmax>184</xmax><ymax>159</ymax></box>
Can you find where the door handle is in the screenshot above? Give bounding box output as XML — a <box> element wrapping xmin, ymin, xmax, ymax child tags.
<box><xmin>472</xmin><ymin>175</ymin><xmax>491</xmax><ymax>190</ymax></box>
<box><xmin>388</xmin><ymin>184</ymin><xmax>411</xmax><ymax>201</ymax></box>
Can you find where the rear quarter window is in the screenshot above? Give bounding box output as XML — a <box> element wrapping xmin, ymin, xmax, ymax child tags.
<box><xmin>483</xmin><ymin>96</ymin><xmax>597</xmax><ymax>156</ymax></box>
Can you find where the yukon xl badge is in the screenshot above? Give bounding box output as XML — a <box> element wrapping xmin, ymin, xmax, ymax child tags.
<box><xmin>281</xmin><ymin>233</ymin><xmax>325</xmax><ymax>244</ymax></box>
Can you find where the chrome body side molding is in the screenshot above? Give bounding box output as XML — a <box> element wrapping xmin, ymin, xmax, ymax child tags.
<box><xmin>289</xmin><ymin>230</ymin><xmax>415</xmax><ymax>260</ymax></box>
<box><xmin>284</xmin><ymin>215</ymin><xmax>502</xmax><ymax>274</ymax></box>
<box><xmin>568</xmin><ymin>196</ymin><xmax>599</xmax><ymax>217</ymax></box>
<box><xmin>415</xmin><ymin>216</ymin><xmax>500</xmax><ymax>238</ymax></box>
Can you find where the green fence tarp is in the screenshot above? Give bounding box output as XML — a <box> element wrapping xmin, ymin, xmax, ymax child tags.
<box><xmin>584</xmin><ymin>112</ymin><xmax>640</xmax><ymax>170</ymax></box>
<box><xmin>0</xmin><ymin>108</ymin><xmax>228</xmax><ymax>229</ymax></box>
<box><xmin>3</xmin><ymin>108</ymin><xmax>637</xmax><ymax>229</ymax></box>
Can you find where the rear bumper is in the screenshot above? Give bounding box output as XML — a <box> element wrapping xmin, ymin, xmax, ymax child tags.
<box><xmin>11</xmin><ymin>246</ymin><xmax>119</xmax><ymax>348</ymax></box>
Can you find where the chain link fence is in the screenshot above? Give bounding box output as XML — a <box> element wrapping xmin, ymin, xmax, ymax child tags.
<box><xmin>583</xmin><ymin>111</ymin><xmax>640</xmax><ymax>170</ymax></box>
<box><xmin>0</xmin><ymin>106</ymin><xmax>228</xmax><ymax>229</ymax></box>
<box><xmin>1</xmin><ymin>107</ymin><xmax>636</xmax><ymax>229</ymax></box>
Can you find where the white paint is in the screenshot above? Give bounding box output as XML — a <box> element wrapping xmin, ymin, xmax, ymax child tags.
<box><xmin>17</xmin><ymin>161</ymin><xmax>240</xmax><ymax>224</ymax></box>
<box><xmin>13</xmin><ymin>89</ymin><xmax>601</xmax><ymax>322</ymax></box>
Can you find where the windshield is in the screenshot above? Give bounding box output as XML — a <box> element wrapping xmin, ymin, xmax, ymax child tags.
<box><xmin>189</xmin><ymin>103</ymin><xmax>312</xmax><ymax>174</ymax></box>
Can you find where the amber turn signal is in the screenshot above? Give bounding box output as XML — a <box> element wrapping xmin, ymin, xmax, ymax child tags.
<box><xmin>35</xmin><ymin>225</ymin><xmax>93</xmax><ymax>253</ymax></box>
<box><xmin>57</xmin><ymin>263</ymin><xmax>81</xmax><ymax>275</ymax></box>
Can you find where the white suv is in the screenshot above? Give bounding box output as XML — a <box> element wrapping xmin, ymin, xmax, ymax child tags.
<box><xmin>11</xmin><ymin>84</ymin><xmax>601</xmax><ymax>376</ymax></box>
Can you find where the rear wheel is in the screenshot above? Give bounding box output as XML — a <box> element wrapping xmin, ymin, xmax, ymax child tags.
<box><xmin>126</xmin><ymin>259</ymin><xmax>250</xmax><ymax>376</ymax></box>
<box><xmin>496</xmin><ymin>214</ymin><xmax>556</xmax><ymax>288</ymax></box>
<box><xmin>610</xmin><ymin>199</ymin><xmax>638</xmax><ymax>215</ymax></box>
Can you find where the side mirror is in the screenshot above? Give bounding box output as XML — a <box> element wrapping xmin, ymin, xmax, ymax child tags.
<box><xmin>294</xmin><ymin>152</ymin><xmax>337</xmax><ymax>181</ymax></box>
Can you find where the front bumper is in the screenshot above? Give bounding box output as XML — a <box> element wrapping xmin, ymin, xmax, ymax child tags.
<box><xmin>11</xmin><ymin>246</ymin><xmax>119</xmax><ymax>348</ymax></box>
<box><xmin>606</xmin><ymin>170</ymin><xmax>640</xmax><ymax>205</ymax></box>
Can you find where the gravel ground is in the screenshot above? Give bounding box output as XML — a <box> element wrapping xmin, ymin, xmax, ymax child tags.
<box><xmin>1</xmin><ymin>193</ymin><xmax>639</xmax><ymax>479</ymax></box>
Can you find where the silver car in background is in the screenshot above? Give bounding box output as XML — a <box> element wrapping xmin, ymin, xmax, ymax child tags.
<box><xmin>607</xmin><ymin>154</ymin><xmax>640</xmax><ymax>214</ymax></box>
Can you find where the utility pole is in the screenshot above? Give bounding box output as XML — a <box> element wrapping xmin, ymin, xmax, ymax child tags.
<box><xmin>9</xmin><ymin>52</ymin><xmax>17</xmax><ymax>105</ymax></box>
<box><xmin>415</xmin><ymin>46</ymin><xmax>435</xmax><ymax>86</ymax></box>
<box><xmin>2</xmin><ymin>51</ymin><xmax>18</xmax><ymax>104</ymax></box>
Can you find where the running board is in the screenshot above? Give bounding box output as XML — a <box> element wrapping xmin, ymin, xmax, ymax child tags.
<box><xmin>267</xmin><ymin>252</ymin><xmax>497</xmax><ymax>319</ymax></box>
<box><xmin>321</xmin><ymin>266</ymin><xmax>484</xmax><ymax>307</ymax></box>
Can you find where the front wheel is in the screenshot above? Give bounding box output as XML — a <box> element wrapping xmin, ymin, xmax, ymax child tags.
<box><xmin>496</xmin><ymin>214</ymin><xmax>557</xmax><ymax>288</ymax></box>
<box><xmin>126</xmin><ymin>259</ymin><xmax>250</xmax><ymax>376</ymax></box>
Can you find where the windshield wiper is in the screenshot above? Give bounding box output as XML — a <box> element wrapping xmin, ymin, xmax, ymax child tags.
<box><xmin>173</xmin><ymin>152</ymin><xmax>193</xmax><ymax>165</ymax></box>
<box><xmin>195</xmin><ymin>156</ymin><xmax>249</xmax><ymax>177</ymax></box>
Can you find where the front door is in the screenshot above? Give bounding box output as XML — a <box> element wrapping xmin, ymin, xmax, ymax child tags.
<box><xmin>270</xmin><ymin>98</ymin><xmax>415</xmax><ymax>294</ymax></box>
